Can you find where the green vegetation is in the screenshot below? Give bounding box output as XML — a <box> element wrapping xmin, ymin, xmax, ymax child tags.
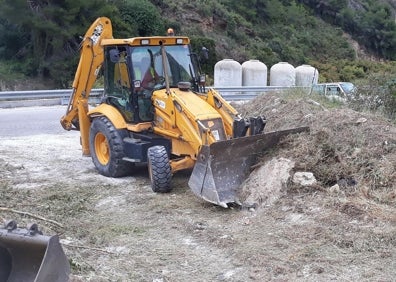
<box><xmin>299</xmin><ymin>0</ymin><xmax>396</xmax><ymax>60</ymax></box>
<box><xmin>0</xmin><ymin>0</ymin><xmax>395</xmax><ymax>93</ymax></box>
<box><xmin>0</xmin><ymin>0</ymin><xmax>119</xmax><ymax>87</ymax></box>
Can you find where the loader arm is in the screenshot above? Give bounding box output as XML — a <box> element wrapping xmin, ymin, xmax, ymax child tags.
<box><xmin>60</xmin><ymin>17</ymin><xmax>113</xmax><ymax>155</ymax></box>
<box><xmin>202</xmin><ymin>88</ymin><xmax>239</xmax><ymax>138</ymax></box>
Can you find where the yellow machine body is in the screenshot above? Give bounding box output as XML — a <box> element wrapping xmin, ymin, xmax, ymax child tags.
<box><xmin>60</xmin><ymin>17</ymin><xmax>308</xmax><ymax>207</ymax></box>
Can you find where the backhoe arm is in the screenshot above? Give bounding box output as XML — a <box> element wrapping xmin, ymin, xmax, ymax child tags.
<box><xmin>60</xmin><ymin>17</ymin><xmax>113</xmax><ymax>155</ymax></box>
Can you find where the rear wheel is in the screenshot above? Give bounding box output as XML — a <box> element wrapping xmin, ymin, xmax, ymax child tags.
<box><xmin>147</xmin><ymin>146</ymin><xmax>172</xmax><ymax>193</ymax></box>
<box><xmin>89</xmin><ymin>116</ymin><xmax>132</xmax><ymax>177</ymax></box>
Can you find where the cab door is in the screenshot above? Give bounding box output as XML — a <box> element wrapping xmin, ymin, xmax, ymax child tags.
<box><xmin>103</xmin><ymin>46</ymin><xmax>136</xmax><ymax>122</ymax></box>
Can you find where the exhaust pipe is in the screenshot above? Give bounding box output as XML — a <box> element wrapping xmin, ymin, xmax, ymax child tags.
<box><xmin>0</xmin><ymin>220</ymin><xmax>70</xmax><ymax>282</ymax></box>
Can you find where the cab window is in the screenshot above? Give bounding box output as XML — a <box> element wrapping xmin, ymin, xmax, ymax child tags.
<box><xmin>104</xmin><ymin>46</ymin><xmax>134</xmax><ymax>122</ymax></box>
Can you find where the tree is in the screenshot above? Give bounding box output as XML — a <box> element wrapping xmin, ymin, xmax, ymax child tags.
<box><xmin>0</xmin><ymin>0</ymin><xmax>118</xmax><ymax>86</ymax></box>
<box><xmin>0</xmin><ymin>19</ymin><xmax>29</xmax><ymax>59</ymax></box>
<box><xmin>115</xmin><ymin>0</ymin><xmax>163</xmax><ymax>37</ymax></box>
<box><xmin>358</xmin><ymin>5</ymin><xmax>396</xmax><ymax>59</ymax></box>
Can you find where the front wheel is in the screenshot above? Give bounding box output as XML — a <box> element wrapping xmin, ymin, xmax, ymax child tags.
<box><xmin>147</xmin><ymin>146</ymin><xmax>172</xmax><ymax>193</ymax></box>
<box><xmin>89</xmin><ymin>116</ymin><xmax>132</xmax><ymax>177</ymax></box>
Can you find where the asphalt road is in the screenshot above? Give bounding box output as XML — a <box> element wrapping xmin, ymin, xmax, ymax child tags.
<box><xmin>0</xmin><ymin>106</ymin><xmax>68</xmax><ymax>137</ymax></box>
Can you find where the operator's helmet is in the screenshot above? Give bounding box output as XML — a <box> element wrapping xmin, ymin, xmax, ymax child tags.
<box><xmin>167</xmin><ymin>28</ymin><xmax>174</xmax><ymax>36</ymax></box>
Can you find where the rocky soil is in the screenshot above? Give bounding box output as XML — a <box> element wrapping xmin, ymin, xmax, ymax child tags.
<box><xmin>0</xmin><ymin>92</ymin><xmax>395</xmax><ymax>281</ymax></box>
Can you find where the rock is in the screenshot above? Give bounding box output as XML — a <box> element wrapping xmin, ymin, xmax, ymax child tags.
<box><xmin>355</xmin><ymin>117</ymin><xmax>367</xmax><ymax>124</ymax></box>
<box><xmin>239</xmin><ymin>157</ymin><xmax>295</xmax><ymax>207</ymax></box>
<box><xmin>292</xmin><ymin>172</ymin><xmax>317</xmax><ymax>186</ymax></box>
<box><xmin>329</xmin><ymin>184</ymin><xmax>340</xmax><ymax>193</ymax></box>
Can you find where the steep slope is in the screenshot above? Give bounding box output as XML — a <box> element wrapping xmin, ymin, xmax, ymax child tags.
<box><xmin>154</xmin><ymin>0</ymin><xmax>395</xmax><ymax>65</ymax></box>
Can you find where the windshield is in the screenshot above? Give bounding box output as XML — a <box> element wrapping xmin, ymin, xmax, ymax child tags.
<box><xmin>130</xmin><ymin>45</ymin><xmax>197</xmax><ymax>88</ymax></box>
<box><xmin>340</xmin><ymin>82</ymin><xmax>355</xmax><ymax>94</ymax></box>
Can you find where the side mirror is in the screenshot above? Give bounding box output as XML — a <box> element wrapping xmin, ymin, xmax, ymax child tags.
<box><xmin>200</xmin><ymin>47</ymin><xmax>209</xmax><ymax>62</ymax></box>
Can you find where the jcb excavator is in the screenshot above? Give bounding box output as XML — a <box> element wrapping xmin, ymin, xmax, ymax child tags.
<box><xmin>60</xmin><ymin>17</ymin><xmax>308</xmax><ymax>207</ymax></box>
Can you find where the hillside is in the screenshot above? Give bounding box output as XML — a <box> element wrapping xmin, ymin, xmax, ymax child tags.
<box><xmin>157</xmin><ymin>0</ymin><xmax>396</xmax><ymax>63</ymax></box>
<box><xmin>0</xmin><ymin>0</ymin><xmax>395</xmax><ymax>89</ymax></box>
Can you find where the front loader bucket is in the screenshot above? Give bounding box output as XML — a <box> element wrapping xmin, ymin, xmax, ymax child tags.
<box><xmin>188</xmin><ymin>127</ymin><xmax>309</xmax><ymax>207</ymax></box>
<box><xmin>0</xmin><ymin>220</ymin><xmax>70</xmax><ymax>282</ymax></box>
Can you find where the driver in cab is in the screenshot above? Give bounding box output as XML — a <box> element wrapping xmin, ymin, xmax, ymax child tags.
<box><xmin>133</xmin><ymin>56</ymin><xmax>159</xmax><ymax>121</ymax></box>
<box><xmin>134</xmin><ymin>57</ymin><xmax>159</xmax><ymax>90</ymax></box>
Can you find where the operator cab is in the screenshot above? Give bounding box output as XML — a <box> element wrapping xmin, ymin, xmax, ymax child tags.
<box><xmin>102</xmin><ymin>37</ymin><xmax>203</xmax><ymax>124</ymax></box>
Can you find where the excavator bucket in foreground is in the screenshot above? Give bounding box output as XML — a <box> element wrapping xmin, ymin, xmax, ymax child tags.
<box><xmin>189</xmin><ymin>127</ymin><xmax>309</xmax><ymax>207</ymax></box>
<box><xmin>0</xmin><ymin>220</ymin><xmax>70</xmax><ymax>282</ymax></box>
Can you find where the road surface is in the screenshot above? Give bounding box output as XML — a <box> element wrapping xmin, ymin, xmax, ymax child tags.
<box><xmin>0</xmin><ymin>106</ymin><xmax>67</xmax><ymax>137</ymax></box>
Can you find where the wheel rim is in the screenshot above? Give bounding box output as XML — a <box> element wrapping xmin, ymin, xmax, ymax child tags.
<box><xmin>94</xmin><ymin>132</ymin><xmax>110</xmax><ymax>165</ymax></box>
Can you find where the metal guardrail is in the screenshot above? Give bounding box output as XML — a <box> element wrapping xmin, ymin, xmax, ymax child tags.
<box><xmin>0</xmin><ymin>86</ymin><xmax>310</xmax><ymax>107</ymax></box>
<box><xmin>0</xmin><ymin>89</ymin><xmax>103</xmax><ymax>108</ymax></box>
<box><xmin>0</xmin><ymin>89</ymin><xmax>102</xmax><ymax>103</ymax></box>
<box><xmin>211</xmin><ymin>86</ymin><xmax>310</xmax><ymax>100</ymax></box>
<box><xmin>211</xmin><ymin>85</ymin><xmax>309</xmax><ymax>93</ymax></box>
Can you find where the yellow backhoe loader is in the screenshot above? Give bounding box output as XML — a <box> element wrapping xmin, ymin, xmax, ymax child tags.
<box><xmin>60</xmin><ymin>17</ymin><xmax>308</xmax><ymax>207</ymax></box>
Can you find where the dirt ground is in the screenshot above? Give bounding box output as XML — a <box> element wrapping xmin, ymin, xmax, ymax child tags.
<box><xmin>0</xmin><ymin>92</ymin><xmax>395</xmax><ymax>281</ymax></box>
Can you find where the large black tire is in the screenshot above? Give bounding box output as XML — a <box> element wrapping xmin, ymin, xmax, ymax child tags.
<box><xmin>89</xmin><ymin>116</ymin><xmax>132</xmax><ymax>177</ymax></box>
<box><xmin>147</xmin><ymin>145</ymin><xmax>172</xmax><ymax>193</ymax></box>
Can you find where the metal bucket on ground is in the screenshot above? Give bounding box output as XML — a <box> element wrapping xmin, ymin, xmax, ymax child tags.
<box><xmin>189</xmin><ymin>126</ymin><xmax>309</xmax><ymax>207</ymax></box>
<box><xmin>0</xmin><ymin>220</ymin><xmax>70</xmax><ymax>282</ymax></box>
